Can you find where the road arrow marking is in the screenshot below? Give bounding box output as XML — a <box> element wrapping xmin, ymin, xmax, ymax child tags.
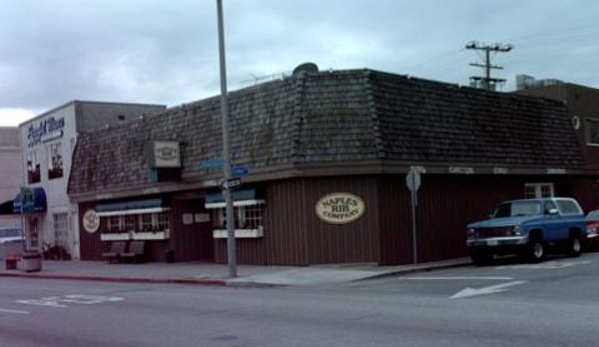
<box><xmin>450</xmin><ymin>280</ymin><xmax>527</xmax><ymax>299</ymax></box>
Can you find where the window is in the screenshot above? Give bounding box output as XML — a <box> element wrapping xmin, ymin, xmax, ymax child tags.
<box><xmin>124</xmin><ymin>215</ymin><xmax>136</xmax><ymax>231</ymax></box>
<box><xmin>108</xmin><ymin>216</ymin><xmax>121</xmax><ymax>231</ymax></box>
<box><xmin>524</xmin><ymin>183</ymin><xmax>554</xmax><ymax>199</ymax></box>
<box><xmin>157</xmin><ymin>212</ymin><xmax>170</xmax><ymax>230</ymax></box>
<box><xmin>495</xmin><ymin>201</ymin><xmax>541</xmax><ymax>218</ymax></box>
<box><xmin>48</xmin><ymin>142</ymin><xmax>63</xmax><ymax>179</ymax></box>
<box><xmin>556</xmin><ymin>200</ymin><xmax>582</xmax><ymax>215</ymax></box>
<box><xmin>238</xmin><ymin>206</ymin><xmax>263</xmax><ymax>229</ymax></box>
<box><xmin>99</xmin><ymin>212</ymin><xmax>171</xmax><ymax>234</ymax></box>
<box><xmin>211</xmin><ymin>205</ymin><xmax>264</xmax><ymax>230</ymax></box>
<box><xmin>140</xmin><ymin>214</ymin><xmax>153</xmax><ymax>230</ymax></box>
<box><xmin>27</xmin><ymin>150</ymin><xmax>41</xmax><ymax>184</ymax></box>
<box><xmin>53</xmin><ymin>213</ymin><xmax>69</xmax><ymax>248</ymax></box>
<box><xmin>544</xmin><ymin>200</ymin><xmax>558</xmax><ymax>214</ymax></box>
<box><xmin>586</xmin><ymin>118</ymin><xmax>599</xmax><ymax>145</ymax></box>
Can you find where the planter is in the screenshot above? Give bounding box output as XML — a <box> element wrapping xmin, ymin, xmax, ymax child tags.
<box><xmin>132</xmin><ymin>231</ymin><xmax>169</xmax><ymax>240</ymax></box>
<box><xmin>100</xmin><ymin>233</ymin><xmax>131</xmax><ymax>241</ymax></box>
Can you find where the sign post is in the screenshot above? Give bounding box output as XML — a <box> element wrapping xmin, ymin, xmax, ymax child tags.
<box><xmin>216</xmin><ymin>0</ymin><xmax>237</xmax><ymax>278</ymax></box>
<box><xmin>406</xmin><ymin>167</ymin><xmax>421</xmax><ymax>264</ymax></box>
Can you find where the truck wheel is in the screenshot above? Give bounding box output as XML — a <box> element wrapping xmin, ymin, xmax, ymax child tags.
<box><xmin>566</xmin><ymin>234</ymin><xmax>582</xmax><ymax>258</ymax></box>
<box><xmin>526</xmin><ymin>238</ymin><xmax>545</xmax><ymax>263</ymax></box>
<box><xmin>470</xmin><ymin>249</ymin><xmax>493</xmax><ymax>266</ymax></box>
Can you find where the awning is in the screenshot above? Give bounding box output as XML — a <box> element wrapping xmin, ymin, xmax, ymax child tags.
<box><xmin>96</xmin><ymin>198</ymin><xmax>170</xmax><ymax>217</ymax></box>
<box><xmin>205</xmin><ymin>189</ymin><xmax>265</xmax><ymax>209</ymax></box>
<box><xmin>13</xmin><ymin>188</ymin><xmax>47</xmax><ymax>214</ymax></box>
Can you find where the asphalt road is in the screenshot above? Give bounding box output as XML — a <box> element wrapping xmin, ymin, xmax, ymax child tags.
<box><xmin>1</xmin><ymin>252</ymin><xmax>598</xmax><ymax>347</ymax></box>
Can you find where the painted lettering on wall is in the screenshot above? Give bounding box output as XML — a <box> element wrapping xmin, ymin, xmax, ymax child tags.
<box><xmin>27</xmin><ymin>117</ymin><xmax>65</xmax><ymax>148</ymax></box>
<box><xmin>315</xmin><ymin>192</ymin><xmax>366</xmax><ymax>224</ymax></box>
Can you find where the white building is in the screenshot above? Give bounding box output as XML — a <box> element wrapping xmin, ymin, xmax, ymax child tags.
<box><xmin>0</xmin><ymin>127</ymin><xmax>21</xmax><ymax>229</ymax></box>
<box><xmin>18</xmin><ymin>101</ymin><xmax>165</xmax><ymax>258</ymax></box>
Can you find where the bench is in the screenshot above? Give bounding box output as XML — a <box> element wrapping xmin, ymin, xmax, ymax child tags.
<box><xmin>102</xmin><ymin>241</ymin><xmax>127</xmax><ymax>263</ymax></box>
<box><xmin>119</xmin><ymin>241</ymin><xmax>146</xmax><ymax>263</ymax></box>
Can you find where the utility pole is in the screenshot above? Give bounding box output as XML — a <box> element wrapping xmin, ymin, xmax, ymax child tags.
<box><xmin>465</xmin><ymin>41</ymin><xmax>513</xmax><ymax>91</ymax></box>
<box><xmin>216</xmin><ymin>0</ymin><xmax>237</xmax><ymax>278</ymax></box>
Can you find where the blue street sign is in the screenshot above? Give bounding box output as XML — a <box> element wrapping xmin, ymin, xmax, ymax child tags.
<box><xmin>232</xmin><ymin>166</ymin><xmax>249</xmax><ymax>177</ymax></box>
<box><xmin>200</xmin><ymin>158</ymin><xmax>225</xmax><ymax>170</ymax></box>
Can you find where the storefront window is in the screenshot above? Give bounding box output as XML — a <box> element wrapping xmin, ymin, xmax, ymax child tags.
<box><xmin>27</xmin><ymin>150</ymin><xmax>41</xmax><ymax>184</ymax></box>
<box><xmin>48</xmin><ymin>142</ymin><xmax>64</xmax><ymax>179</ymax></box>
<box><xmin>140</xmin><ymin>214</ymin><xmax>153</xmax><ymax>230</ymax></box>
<box><xmin>124</xmin><ymin>215</ymin><xmax>136</xmax><ymax>231</ymax></box>
<box><xmin>212</xmin><ymin>205</ymin><xmax>264</xmax><ymax>230</ymax></box>
<box><xmin>157</xmin><ymin>212</ymin><xmax>170</xmax><ymax>230</ymax></box>
<box><xmin>53</xmin><ymin>213</ymin><xmax>69</xmax><ymax>248</ymax></box>
<box><xmin>108</xmin><ymin>216</ymin><xmax>120</xmax><ymax>231</ymax></box>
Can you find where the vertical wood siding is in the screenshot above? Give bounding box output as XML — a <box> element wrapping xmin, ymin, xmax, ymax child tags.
<box><xmin>79</xmin><ymin>175</ymin><xmax>599</xmax><ymax>265</ymax></box>
<box><xmin>171</xmin><ymin>198</ymin><xmax>215</xmax><ymax>262</ymax></box>
<box><xmin>264</xmin><ymin>177</ymin><xmax>380</xmax><ymax>265</ymax></box>
<box><xmin>78</xmin><ymin>202</ymin><xmax>104</xmax><ymax>260</ymax></box>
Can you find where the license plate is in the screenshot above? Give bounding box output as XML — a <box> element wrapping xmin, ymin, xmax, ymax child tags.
<box><xmin>487</xmin><ymin>239</ymin><xmax>498</xmax><ymax>246</ymax></box>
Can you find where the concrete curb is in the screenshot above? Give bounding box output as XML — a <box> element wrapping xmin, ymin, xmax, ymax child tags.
<box><xmin>0</xmin><ymin>271</ymin><xmax>227</xmax><ymax>286</ymax></box>
<box><xmin>0</xmin><ymin>257</ymin><xmax>472</xmax><ymax>287</ymax></box>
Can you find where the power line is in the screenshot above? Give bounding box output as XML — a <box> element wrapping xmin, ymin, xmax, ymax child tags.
<box><xmin>465</xmin><ymin>41</ymin><xmax>513</xmax><ymax>91</ymax></box>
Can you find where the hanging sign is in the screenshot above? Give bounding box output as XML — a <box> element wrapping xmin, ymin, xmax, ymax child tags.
<box><xmin>315</xmin><ymin>192</ymin><xmax>365</xmax><ymax>224</ymax></box>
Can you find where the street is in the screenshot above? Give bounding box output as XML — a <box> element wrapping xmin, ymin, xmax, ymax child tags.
<box><xmin>1</xmin><ymin>253</ymin><xmax>598</xmax><ymax>347</ymax></box>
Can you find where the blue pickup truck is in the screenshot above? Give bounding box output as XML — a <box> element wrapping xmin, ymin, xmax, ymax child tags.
<box><xmin>466</xmin><ymin>197</ymin><xmax>586</xmax><ymax>265</ymax></box>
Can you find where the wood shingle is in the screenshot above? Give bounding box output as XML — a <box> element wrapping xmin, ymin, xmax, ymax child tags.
<box><xmin>68</xmin><ymin>68</ymin><xmax>582</xmax><ymax>197</ymax></box>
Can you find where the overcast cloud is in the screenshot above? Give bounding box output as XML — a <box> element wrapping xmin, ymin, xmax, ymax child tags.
<box><xmin>0</xmin><ymin>0</ymin><xmax>597</xmax><ymax>126</ymax></box>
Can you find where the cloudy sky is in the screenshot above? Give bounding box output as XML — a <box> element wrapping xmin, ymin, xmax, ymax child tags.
<box><xmin>0</xmin><ymin>0</ymin><xmax>597</xmax><ymax>126</ymax></box>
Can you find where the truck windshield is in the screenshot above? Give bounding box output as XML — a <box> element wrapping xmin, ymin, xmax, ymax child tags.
<box><xmin>494</xmin><ymin>201</ymin><xmax>541</xmax><ymax>218</ymax></box>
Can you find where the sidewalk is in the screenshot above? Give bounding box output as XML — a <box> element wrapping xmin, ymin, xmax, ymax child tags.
<box><xmin>0</xmin><ymin>257</ymin><xmax>471</xmax><ymax>287</ymax></box>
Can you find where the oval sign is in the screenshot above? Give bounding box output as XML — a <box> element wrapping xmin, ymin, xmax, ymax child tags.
<box><xmin>82</xmin><ymin>209</ymin><xmax>100</xmax><ymax>233</ymax></box>
<box><xmin>315</xmin><ymin>192</ymin><xmax>365</xmax><ymax>224</ymax></box>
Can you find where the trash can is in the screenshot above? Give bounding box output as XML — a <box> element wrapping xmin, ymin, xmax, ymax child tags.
<box><xmin>5</xmin><ymin>256</ymin><xmax>19</xmax><ymax>270</ymax></box>
<box><xmin>165</xmin><ymin>249</ymin><xmax>175</xmax><ymax>264</ymax></box>
<box><xmin>21</xmin><ymin>251</ymin><xmax>42</xmax><ymax>272</ymax></box>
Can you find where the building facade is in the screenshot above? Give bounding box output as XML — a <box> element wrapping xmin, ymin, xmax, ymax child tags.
<box><xmin>0</xmin><ymin>127</ymin><xmax>21</xmax><ymax>229</ymax></box>
<box><xmin>18</xmin><ymin>101</ymin><xmax>166</xmax><ymax>258</ymax></box>
<box><xmin>68</xmin><ymin>67</ymin><xmax>599</xmax><ymax>265</ymax></box>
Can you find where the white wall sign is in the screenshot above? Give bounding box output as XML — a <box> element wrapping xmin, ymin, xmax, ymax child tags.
<box><xmin>82</xmin><ymin>209</ymin><xmax>100</xmax><ymax>233</ymax></box>
<box><xmin>182</xmin><ymin>213</ymin><xmax>194</xmax><ymax>225</ymax></box>
<box><xmin>315</xmin><ymin>192</ymin><xmax>366</xmax><ymax>224</ymax></box>
<box><xmin>150</xmin><ymin>140</ymin><xmax>181</xmax><ymax>168</ymax></box>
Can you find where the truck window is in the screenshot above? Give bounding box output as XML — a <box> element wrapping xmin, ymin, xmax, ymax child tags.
<box><xmin>556</xmin><ymin>200</ymin><xmax>581</xmax><ymax>215</ymax></box>
<box><xmin>495</xmin><ymin>201</ymin><xmax>541</xmax><ymax>217</ymax></box>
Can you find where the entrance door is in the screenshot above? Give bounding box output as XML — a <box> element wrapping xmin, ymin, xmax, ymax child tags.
<box><xmin>172</xmin><ymin>199</ymin><xmax>214</xmax><ymax>261</ymax></box>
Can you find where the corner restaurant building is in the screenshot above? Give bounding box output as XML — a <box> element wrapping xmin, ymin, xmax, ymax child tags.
<box><xmin>68</xmin><ymin>67</ymin><xmax>599</xmax><ymax>265</ymax></box>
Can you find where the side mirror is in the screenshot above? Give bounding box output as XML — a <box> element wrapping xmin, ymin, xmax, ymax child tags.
<box><xmin>547</xmin><ymin>208</ymin><xmax>559</xmax><ymax>215</ymax></box>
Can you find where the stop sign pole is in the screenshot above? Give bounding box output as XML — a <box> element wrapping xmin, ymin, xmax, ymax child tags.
<box><xmin>406</xmin><ymin>166</ymin><xmax>421</xmax><ymax>264</ymax></box>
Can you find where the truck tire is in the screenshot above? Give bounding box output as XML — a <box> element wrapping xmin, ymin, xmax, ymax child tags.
<box><xmin>470</xmin><ymin>249</ymin><xmax>493</xmax><ymax>266</ymax></box>
<box><xmin>566</xmin><ymin>234</ymin><xmax>582</xmax><ymax>258</ymax></box>
<box><xmin>525</xmin><ymin>237</ymin><xmax>545</xmax><ymax>263</ymax></box>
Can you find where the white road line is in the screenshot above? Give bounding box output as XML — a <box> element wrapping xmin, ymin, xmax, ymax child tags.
<box><xmin>0</xmin><ymin>308</ymin><xmax>31</xmax><ymax>315</ymax></box>
<box><xmin>495</xmin><ymin>260</ymin><xmax>591</xmax><ymax>270</ymax></box>
<box><xmin>402</xmin><ymin>276</ymin><xmax>514</xmax><ymax>280</ymax></box>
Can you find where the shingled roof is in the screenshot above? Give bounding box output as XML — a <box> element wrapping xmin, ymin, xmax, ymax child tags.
<box><xmin>68</xmin><ymin>68</ymin><xmax>582</xmax><ymax>199</ymax></box>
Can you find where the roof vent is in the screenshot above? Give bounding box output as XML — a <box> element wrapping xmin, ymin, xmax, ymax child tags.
<box><xmin>292</xmin><ymin>62</ymin><xmax>319</xmax><ymax>75</ymax></box>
